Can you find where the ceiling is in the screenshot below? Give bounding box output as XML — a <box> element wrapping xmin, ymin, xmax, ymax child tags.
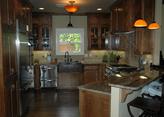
<box><xmin>29</xmin><ymin>0</ymin><xmax>116</xmax><ymax>14</ymax></box>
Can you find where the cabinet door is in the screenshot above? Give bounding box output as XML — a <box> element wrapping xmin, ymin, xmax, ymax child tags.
<box><xmin>134</xmin><ymin>29</ymin><xmax>153</xmax><ymax>54</ymax></box>
<box><xmin>31</xmin><ymin>14</ymin><xmax>52</xmax><ymax>50</ymax></box>
<box><xmin>100</xmin><ymin>26</ymin><xmax>110</xmax><ymax>49</ymax></box>
<box><xmin>88</xmin><ymin>14</ymin><xmax>110</xmax><ymax>50</ymax></box>
<box><xmin>1</xmin><ymin>0</ymin><xmax>15</xmax><ymax>26</ymax></box>
<box><xmin>88</xmin><ymin>25</ymin><xmax>99</xmax><ymax>49</ymax></box>
<box><xmin>134</xmin><ymin>0</ymin><xmax>154</xmax><ymax>55</ymax></box>
<box><xmin>111</xmin><ymin>35</ymin><xmax>128</xmax><ymax>51</ymax></box>
<box><xmin>111</xmin><ymin>0</ymin><xmax>134</xmax><ymax>33</ymax></box>
<box><xmin>83</xmin><ymin>65</ymin><xmax>99</xmax><ymax>84</ymax></box>
<box><xmin>80</xmin><ymin>90</ymin><xmax>110</xmax><ymax>117</ymax></box>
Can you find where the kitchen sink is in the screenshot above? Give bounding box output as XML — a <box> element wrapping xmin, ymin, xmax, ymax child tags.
<box><xmin>58</xmin><ymin>61</ymin><xmax>83</xmax><ymax>72</ymax></box>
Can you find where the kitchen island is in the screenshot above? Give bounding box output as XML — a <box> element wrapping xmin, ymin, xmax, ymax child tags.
<box><xmin>79</xmin><ymin>69</ymin><xmax>164</xmax><ymax>117</ymax></box>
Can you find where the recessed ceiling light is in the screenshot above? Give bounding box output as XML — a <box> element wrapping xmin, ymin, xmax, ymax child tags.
<box><xmin>39</xmin><ymin>7</ymin><xmax>45</xmax><ymax>10</ymax></box>
<box><xmin>97</xmin><ymin>8</ymin><xmax>102</xmax><ymax>11</ymax></box>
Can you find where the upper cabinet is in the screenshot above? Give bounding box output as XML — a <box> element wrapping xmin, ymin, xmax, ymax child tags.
<box><xmin>87</xmin><ymin>14</ymin><xmax>111</xmax><ymax>50</ymax></box>
<box><xmin>110</xmin><ymin>0</ymin><xmax>154</xmax><ymax>54</ymax></box>
<box><xmin>31</xmin><ymin>13</ymin><xmax>52</xmax><ymax>50</ymax></box>
<box><xmin>110</xmin><ymin>0</ymin><xmax>134</xmax><ymax>33</ymax></box>
<box><xmin>134</xmin><ymin>0</ymin><xmax>154</xmax><ymax>54</ymax></box>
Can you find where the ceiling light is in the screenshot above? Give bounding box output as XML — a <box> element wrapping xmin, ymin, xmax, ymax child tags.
<box><xmin>134</xmin><ymin>0</ymin><xmax>160</xmax><ymax>30</ymax></box>
<box><xmin>148</xmin><ymin>22</ymin><xmax>160</xmax><ymax>29</ymax></box>
<box><xmin>134</xmin><ymin>0</ymin><xmax>147</xmax><ymax>28</ymax></box>
<box><xmin>134</xmin><ymin>19</ymin><xmax>148</xmax><ymax>27</ymax></box>
<box><xmin>39</xmin><ymin>7</ymin><xmax>44</xmax><ymax>10</ymax></box>
<box><xmin>64</xmin><ymin>1</ymin><xmax>79</xmax><ymax>13</ymax></box>
<box><xmin>97</xmin><ymin>8</ymin><xmax>102</xmax><ymax>11</ymax></box>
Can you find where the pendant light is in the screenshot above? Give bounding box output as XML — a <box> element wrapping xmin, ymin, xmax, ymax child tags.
<box><xmin>67</xmin><ymin>15</ymin><xmax>73</xmax><ymax>27</ymax></box>
<box><xmin>147</xmin><ymin>0</ymin><xmax>160</xmax><ymax>30</ymax></box>
<box><xmin>148</xmin><ymin>22</ymin><xmax>160</xmax><ymax>29</ymax></box>
<box><xmin>64</xmin><ymin>1</ymin><xmax>79</xmax><ymax>27</ymax></box>
<box><xmin>64</xmin><ymin>1</ymin><xmax>79</xmax><ymax>13</ymax></box>
<box><xmin>134</xmin><ymin>0</ymin><xmax>147</xmax><ymax>27</ymax></box>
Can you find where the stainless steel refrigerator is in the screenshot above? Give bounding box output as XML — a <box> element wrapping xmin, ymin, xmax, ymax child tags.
<box><xmin>15</xmin><ymin>19</ymin><xmax>33</xmax><ymax>116</ymax></box>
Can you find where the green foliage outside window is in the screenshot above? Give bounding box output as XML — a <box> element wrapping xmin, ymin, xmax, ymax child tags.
<box><xmin>58</xmin><ymin>33</ymin><xmax>81</xmax><ymax>53</ymax></box>
<box><xmin>59</xmin><ymin>33</ymin><xmax>80</xmax><ymax>43</ymax></box>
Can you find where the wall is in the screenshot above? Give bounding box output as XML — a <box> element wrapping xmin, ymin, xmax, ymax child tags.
<box><xmin>160</xmin><ymin>4</ymin><xmax>164</xmax><ymax>56</ymax></box>
<box><xmin>51</xmin><ymin>15</ymin><xmax>87</xmax><ymax>61</ymax></box>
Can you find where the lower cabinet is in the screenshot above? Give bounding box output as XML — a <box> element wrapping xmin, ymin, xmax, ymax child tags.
<box><xmin>80</xmin><ymin>90</ymin><xmax>110</xmax><ymax>117</ymax></box>
<box><xmin>58</xmin><ymin>72</ymin><xmax>83</xmax><ymax>89</ymax></box>
<box><xmin>83</xmin><ymin>64</ymin><xmax>106</xmax><ymax>84</ymax></box>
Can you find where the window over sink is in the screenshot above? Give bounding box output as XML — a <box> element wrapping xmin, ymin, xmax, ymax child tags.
<box><xmin>56</xmin><ymin>28</ymin><xmax>84</xmax><ymax>55</ymax></box>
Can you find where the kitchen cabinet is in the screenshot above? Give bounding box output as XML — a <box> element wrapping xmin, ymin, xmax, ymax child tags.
<box><xmin>31</xmin><ymin>13</ymin><xmax>52</xmax><ymax>50</ymax></box>
<box><xmin>83</xmin><ymin>64</ymin><xmax>106</xmax><ymax>84</ymax></box>
<box><xmin>110</xmin><ymin>0</ymin><xmax>134</xmax><ymax>33</ymax></box>
<box><xmin>80</xmin><ymin>90</ymin><xmax>110</xmax><ymax>117</ymax></box>
<box><xmin>1</xmin><ymin>0</ymin><xmax>15</xmax><ymax>26</ymax></box>
<box><xmin>88</xmin><ymin>14</ymin><xmax>111</xmax><ymax>50</ymax></box>
<box><xmin>134</xmin><ymin>0</ymin><xmax>154</xmax><ymax>54</ymax></box>
<box><xmin>110</xmin><ymin>34</ymin><xmax>128</xmax><ymax>51</ymax></box>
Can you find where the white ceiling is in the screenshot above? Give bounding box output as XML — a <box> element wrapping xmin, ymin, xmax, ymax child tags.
<box><xmin>29</xmin><ymin>0</ymin><xmax>116</xmax><ymax>14</ymax></box>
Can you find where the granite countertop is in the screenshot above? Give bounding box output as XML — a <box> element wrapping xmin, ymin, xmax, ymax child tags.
<box><xmin>79</xmin><ymin>69</ymin><xmax>164</xmax><ymax>94</ymax></box>
<box><xmin>107</xmin><ymin>69</ymin><xmax>164</xmax><ymax>90</ymax></box>
<box><xmin>79</xmin><ymin>82</ymin><xmax>111</xmax><ymax>95</ymax></box>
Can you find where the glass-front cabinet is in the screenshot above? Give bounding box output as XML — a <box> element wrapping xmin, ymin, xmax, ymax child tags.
<box><xmin>30</xmin><ymin>13</ymin><xmax>52</xmax><ymax>50</ymax></box>
<box><xmin>88</xmin><ymin>14</ymin><xmax>110</xmax><ymax>50</ymax></box>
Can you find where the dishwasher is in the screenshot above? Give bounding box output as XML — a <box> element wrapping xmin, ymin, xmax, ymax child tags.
<box><xmin>40</xmin><ymin>64</ymin><xmax>58</xmax><ymax>88</ymax></box>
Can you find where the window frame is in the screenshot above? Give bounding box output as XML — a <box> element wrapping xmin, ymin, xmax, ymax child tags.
<box><xmin>56</xmin><ymin>28</ymin><xmax>84</xmax><ymax>55</ymax></box>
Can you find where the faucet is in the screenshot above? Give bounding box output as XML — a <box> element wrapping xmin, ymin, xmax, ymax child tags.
<box><xmin>65</xmin><ymin>51</ymin><xmax>70</xmax><ymax>63</ymax></box>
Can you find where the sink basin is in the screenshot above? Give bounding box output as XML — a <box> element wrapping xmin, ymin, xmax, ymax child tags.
<box><xmin>58</xmin><ymin>61</ymin><xmax>83</xmax><ymax>72</ymax></box>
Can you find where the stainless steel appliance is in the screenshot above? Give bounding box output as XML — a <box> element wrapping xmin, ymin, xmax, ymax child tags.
<box><xmin>105</xmin><ymin>64</ymin><xmax>138</xmax><ymax>77</ymax></box>
<box><xmin>40</xmin><ymin>64</ymin><xmax>58</xmax><ymax>88</ymax></box>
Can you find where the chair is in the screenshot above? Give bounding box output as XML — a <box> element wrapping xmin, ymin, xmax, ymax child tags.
<box><xmin>127</xmin><ymin>76</ymin><xmax>164</xmax><ymax>117</ymax></box>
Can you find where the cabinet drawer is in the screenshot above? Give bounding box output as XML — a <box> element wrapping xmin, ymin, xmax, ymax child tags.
<box><xmin>84</xmin><ymin>65</ymin><xmax>99</xmax><ymax>70</ymax></box>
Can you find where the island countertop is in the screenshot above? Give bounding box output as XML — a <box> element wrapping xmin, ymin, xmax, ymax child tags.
<box><xmin>107</xmin><ymin>69</ymin><xmax>164</xmax><ymax>90</ymax></box>
<box><xmin>79</xmin><ymin>82</ymin><xmax>111</xmax><ymax>95</ymax></box>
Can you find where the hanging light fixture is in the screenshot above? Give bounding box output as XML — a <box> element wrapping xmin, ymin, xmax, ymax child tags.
<box><xmin>64</xmin><ymin>1</ymin><xmax>79</xmax><ymax>13</ymax></box>
<box><xmin>147</xmin><ymin>1</ymin><xmax>160</xmax><ymax>30</ymax></box>
<box><xmin>64</xmin><ymin>1</ymin><xmax>79</xmax><ymax>27</ymax></box>
<box><xmin>134</xmin><ymin>0</ymin><xmax>160</xmax><ymax>30</ymax></box>
<box><xmin>134</xmin><ymin>0</ymin><xmax>147</xmax><ymax>27</ymax></box>
<box><xmin>148</xmin><ymin>22</ymin><xmax>160</xmax><ymax>29</ymax></box>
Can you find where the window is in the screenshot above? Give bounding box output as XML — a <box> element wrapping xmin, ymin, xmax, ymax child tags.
<box><xmin>56</xmin><ymin>28</ymin><xmax>84</xmax><ymax>55</ymax></box>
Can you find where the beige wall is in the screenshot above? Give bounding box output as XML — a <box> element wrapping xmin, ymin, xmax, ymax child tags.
<box><xmin>52</xmin><ymin>15</ymin><xmax>88</xmax><ymax>54</ymax></box>
<box><xmin>161</xmin><ymin>4</ymin><xmax>164</xmax><ymax>56</ymax></box>
<box><xmin>49</xmin><ymin>15</ymin><xmax>88</xmax><ymax>62</ymax></box>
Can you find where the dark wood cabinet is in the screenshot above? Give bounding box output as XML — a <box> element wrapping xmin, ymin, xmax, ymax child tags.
<box><xmin>110</xmin><ymin>0</ymin><xmax>134</xmax><ymax>33</ymax></box>
<box><xmin>31</xmin><ymin>14</ymin><xmax>52</xmax><ymax>50</ymax></box>
<box><xmin>134</xmin><ymin>0</ymin><xmax>154</xmax><ymax>54</ymax></box>
<box><xmin>83</xmin><ymin>64</ymin><xmax>106</xmax><ymax>84</ymax></box>
<box><xmin>110</xmin><ymin>0</ymin><xmax>154</xmax><ymax>54</ymax></box>
<box><xmin>88</xmin><ymin>14</ymin><xmax>111</xmax><ymax>50</ymax></box>
<box><xmin>110</xmin><ymin>34</ymin><xmax>128</xmax><ymax>51</ymax></box>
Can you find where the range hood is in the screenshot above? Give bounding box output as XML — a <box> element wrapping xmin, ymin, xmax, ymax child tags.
<box><xmin>113</xmin><ymin>30</ymin><xmax>135</xmax><ymax>35</ymax></box>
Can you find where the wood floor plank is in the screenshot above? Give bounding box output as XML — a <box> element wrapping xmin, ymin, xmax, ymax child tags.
<box><xmin>22</xmin><ymin>89</ymin><xmax>79</xmax><ymax>117</ymax></box>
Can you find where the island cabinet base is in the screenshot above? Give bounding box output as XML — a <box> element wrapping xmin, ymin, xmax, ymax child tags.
<box><xmin>79</xmin><ymin>90</ymin><xmax>110</xmax><ymax>117</ymax></box>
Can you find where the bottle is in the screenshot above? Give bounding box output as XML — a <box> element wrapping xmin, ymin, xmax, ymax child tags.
<box><xmin>47</xmin><ymin>54</ymin><xmax>51</xmax><ymax>63</ymax></box>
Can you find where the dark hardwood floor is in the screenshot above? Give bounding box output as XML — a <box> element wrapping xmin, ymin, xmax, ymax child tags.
<box><xmin>22</xmin><ymin>89</ymin><xmax>79</xmax><ymax>117</ymax></box>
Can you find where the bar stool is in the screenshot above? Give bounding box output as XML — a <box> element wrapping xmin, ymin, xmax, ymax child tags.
<box><xmin>127</xmin><ymin>96</ymin><xmax>161</xmax><ymax>117</ymax></box>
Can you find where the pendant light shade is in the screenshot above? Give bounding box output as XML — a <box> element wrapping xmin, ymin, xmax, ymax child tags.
<box><xmin>134</xmin><ymin>19</ymin><xmax>148</xmax><ymax>27</ymax></box>
<box><xmin>148</xmin><ymin>22</ymin><xmax>160</xmax><ymax>30</ymax></box>
<box><xmin>64</xmin><ymin>1</ymin><xmax>79</xmax><ymax>13</ymax></box>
